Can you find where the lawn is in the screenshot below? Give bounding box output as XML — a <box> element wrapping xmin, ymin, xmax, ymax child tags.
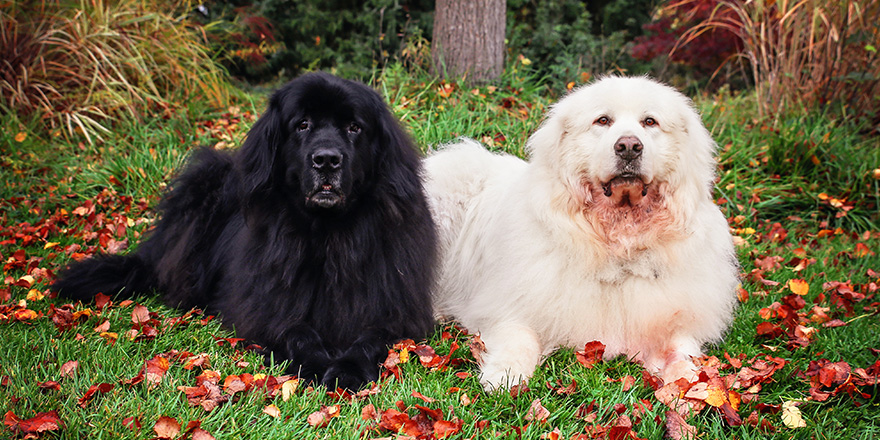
<box><xmin>1</xmin><ymin>67</ymin><xmax>878</xmax><ymax>439</ymax></box>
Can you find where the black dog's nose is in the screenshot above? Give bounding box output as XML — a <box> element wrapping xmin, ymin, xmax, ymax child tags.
<box><xmin>614</xmin><ymin>136</ymin><xmax>643</xmax><ymax>161</ymax></box>
<box><xmin>311</xmin><ymin>149</ymin><xmax>342</xmax><ymax>170</ymax></box>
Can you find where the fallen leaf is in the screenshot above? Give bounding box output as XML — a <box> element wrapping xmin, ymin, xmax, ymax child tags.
<box><xmin>665</xmin><ymin>410</ymin><xmax>697</xmax><ymax>439</ymax></box>
<box><xmin>788</xmin><ymin>279</ymin><xmax>809</xmax><ymax>296</ymax></box>
<box><xmin>153</xmin><ymin>415</ymin><xmax>181</xmax><ymax>439</ymax></box>
<box><xmin>263</xmin><ymin>404</ymin><xmax>280</xmax><ymax>418</ymax></box>
<box><xmin>525</xmin><ymin>398</ymin><xmax>550</xmax><ymax>423</ymax></box>
<box><xmin>60</xmin><ymin>360</ymin><xmax>79</xmax><ymax>378</ymax></box>
<box><xmin>781</xmin><ymin>401</ymin><xmax>806</xmax><ymax>428</ymax></box>
<box><xmin>307</xmin><ymin>405</ymin><xmax>340</xmax><ymax>428</ymax></box>
<box><xmin>281</xmin><ymin>379</ymin><xmax>299</xmax><ymax>401</ymax></box>
<box><xmin>4</xmin><ymin>410</ymin><xmax>64</xmax><ymax>436</ymax></box>
<box><xmin>575</xmin><ymin>341</ymin><xmax>606</xmax><ymax>369</ymax></box>
<box><xmin>78</xmin><ymin>383</ymin><xmax>114</xmax><ymax>408</ymax></box>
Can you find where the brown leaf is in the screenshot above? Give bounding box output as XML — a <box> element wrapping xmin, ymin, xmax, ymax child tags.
<box><xmin>37</xmin><ymin>381</ymin><xmax>61</xmax><ymax>392</ymax></box>
<box><xmin>665</xmin><ymin>410</ymin><xmax>698</xmax><ymax>439</ymax></box>
<box><xmin>131</xmin><ymin>304</ymin><xmax>151</xmax><ymax>324</ymax></box>
<box><xmin>192</xmin><ymin>428</ymin><xmax>216</xmax><ymax>440</ymax></box>
<box><xmin>153</xmin><ymin>415</ymin><xmax>180</xmax><ymax>439</ymax></box>
<box><xmin>306</xmin><ymin>405</ymin><xmax>340</xmax><ymax>428</ymax></box>
<box><xmin>525</xmin><ymin>398</ymin><xmax>550</xmax><ymax>423</ymax></box>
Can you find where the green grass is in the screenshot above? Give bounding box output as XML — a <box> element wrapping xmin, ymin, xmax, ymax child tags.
<box><xmin>1</xmin><ymin>66</ymin><xmax>878</xmax><ymax>439</ymax></box>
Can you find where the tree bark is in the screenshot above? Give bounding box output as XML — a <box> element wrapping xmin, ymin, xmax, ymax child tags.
<box><xmin>432</xmin><ymin>0</ymin><xmax>506</xmax><ymax>84</ymax></box>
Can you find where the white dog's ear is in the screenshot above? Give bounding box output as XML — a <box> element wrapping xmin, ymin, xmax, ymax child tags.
<box><xmin>526</xmin><ymin>107</ymin><xmax>566</xmax><ymax>166</ymax></box>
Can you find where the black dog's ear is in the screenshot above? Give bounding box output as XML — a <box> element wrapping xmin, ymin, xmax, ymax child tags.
<box><xmin>375</xmin><ymin>106</ymin><xmax>424</xmax><ymax>207</ymax></box>
<box><xmin>236</xmin><ymin>95</ymin><xmax>284</xmax><ymax>202</ymax></box>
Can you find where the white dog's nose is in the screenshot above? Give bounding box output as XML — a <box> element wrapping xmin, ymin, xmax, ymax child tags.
<box><xmin>614</xmin><ymin>136</ymin><xmax>643</xmax><ymax>161</ymax></box>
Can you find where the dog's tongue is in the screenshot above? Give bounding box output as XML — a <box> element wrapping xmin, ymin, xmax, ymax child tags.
<box><xmin>602</xmin><ymin>177</ymin><xmax>647</xmax><ymax>205</ymax></box>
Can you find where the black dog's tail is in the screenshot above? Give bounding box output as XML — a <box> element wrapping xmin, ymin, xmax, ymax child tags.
<box><xmin>52</xmin><ymin>253</ymin><xmax>158</xmax><ymax>303</ymax></box>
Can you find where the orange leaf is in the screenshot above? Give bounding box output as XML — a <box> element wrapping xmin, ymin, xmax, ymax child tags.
<box><xmin>788</xmin><ymin>279</ymin><xmax>809</xmax><ymax>296</ymax></box>
<box><xmin>14</xmin><ymin>132</ymin><xmax>26</xmax><ymax>142</ymax></box>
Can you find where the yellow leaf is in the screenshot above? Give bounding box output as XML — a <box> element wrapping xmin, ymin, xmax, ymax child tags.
<box><xmin>15</xmin><ymin>132</ymin><xmax>27</xmax><ymax>142</ymax></box>
<box><xmin>26</xmin><ymin>289</ymin><xmax>44</xmax><ymax>301</ymax></box>
<box><xmin>399</xmin><ymin>347</ymin><xmax>410</xmax><ymax>363</ymax></box>
<box><xmin>43</xmin><ymin>242</ymin><xmax>60</xmax><ymax>249</ymax></box>
<box><xmin>781</xmin><ymin>401</ymin><xmax>806</xmax><ymax>428</ymax></box>
<box><xmin>704</xmin><ymin>385</ymin><xmax>727</xmax><ymax>407</ymax></box>
<box><xmin>788</xmin><ymin>279</ymin><xmax>809</xmax><ymax>296</ymax></box>
<box><xmin>281</xmin><ymin>379</ymin><xmax>299</xmax><ymax>401</ymax></box>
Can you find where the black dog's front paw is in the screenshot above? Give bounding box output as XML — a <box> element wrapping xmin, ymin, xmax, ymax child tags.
<box><xmin>321</xmin><ymin>359</ymin><xmax>378</xmax><ymax>391</ymax></box>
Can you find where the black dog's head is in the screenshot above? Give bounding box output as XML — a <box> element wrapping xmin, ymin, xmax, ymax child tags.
<box><xmin>236</xmin><ymin>72</ymin><xmax>420</xmax><ymax>216</ymax></box>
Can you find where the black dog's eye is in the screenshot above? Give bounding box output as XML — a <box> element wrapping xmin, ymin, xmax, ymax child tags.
<box><xmin>594</xmin><ymin>116</ymin><xmax>611</xmax><ymax>126</ymax></box>
<box><xmin>348</xmin><ymin>122</ymin><xmax>361</xmax><ymax>134</ymax></box>
<box><xmin>643</xmin><ymin>117</ymin><xmax>658</xmax><ymax>127</ymax></box>
<box><xmin>296</xmin><ymin>120</ymin><xmax>311</xmax><ymax>132</ymax></box>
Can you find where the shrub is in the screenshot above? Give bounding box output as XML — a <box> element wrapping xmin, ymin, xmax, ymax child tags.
<box><xmin>631</xmin><ymin>0</ymin><xmax>743</xmax><ymax>86</ymax></box>
<box><xmin>0</xmin><ymin>0</ymin><xmax>233</xmax><ymax>143</ymax></box>
<box><xmin>200</xmin><ymin>0</ymin><xmax>434</xmax><ymax>82</ymax></box>
<box><xmin>675</xmin><ymin>0</ymin><xmax>880</xmax><ymax>123</ymax></box>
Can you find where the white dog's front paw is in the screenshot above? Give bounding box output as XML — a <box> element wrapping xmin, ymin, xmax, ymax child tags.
<box><xmin>476</xmin><ymin>322</ymin><xmax>543</xmax><ymax>392</ymax></box>
<box><xmin>479</xmin><ymin>363</ymin><xmax>531</xmax><ymax>392</ymax></box>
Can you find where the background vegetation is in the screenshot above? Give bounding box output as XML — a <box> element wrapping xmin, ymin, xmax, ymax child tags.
<box><xmin>1</xmin><ymin>0</ymin><xmax>878</xmax><ymax>439</ymax></box>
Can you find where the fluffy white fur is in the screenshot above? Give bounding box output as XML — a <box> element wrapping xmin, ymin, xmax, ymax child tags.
<box><xmin>425</xmin><ymin>76</ymin><xmax>739</xmax><ymax>391</ymax></box>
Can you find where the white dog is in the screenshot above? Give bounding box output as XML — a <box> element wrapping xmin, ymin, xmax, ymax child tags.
<box><xmin>425</xmin><ymin>76</ymin><xmax>739</xmax><ymax>391</ymax></box>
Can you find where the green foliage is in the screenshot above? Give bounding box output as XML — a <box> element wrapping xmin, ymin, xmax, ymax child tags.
<box><xmin>506</xmin><ymin>0</ymin><xmax>651</xmax><ymax>87</ymax></box>
<box><xmin>202</xmin><ymin>0</ymin><xmax>434</xmax><ymax>81</ymax></box>
<box><xmin>0</xmin><ymin>0</ymin><xmax>234</xmax><ymax>144</ymax></box>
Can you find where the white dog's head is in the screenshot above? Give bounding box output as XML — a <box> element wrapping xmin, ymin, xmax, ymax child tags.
<box><xmin>527</xmin><ymin>76</ymin><xmax>717</xmax><ymax>246</ymax></box>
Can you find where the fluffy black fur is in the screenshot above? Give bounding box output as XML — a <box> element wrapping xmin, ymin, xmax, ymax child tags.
<box><xmin>52</xmin><ymin>73</ymin><xmax>438</xmax><ymax>390</ymax></box>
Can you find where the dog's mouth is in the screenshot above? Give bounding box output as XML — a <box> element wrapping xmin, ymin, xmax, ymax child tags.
<box><xmin>306</xmin><ymin>183</ymin><xmax>345</xmax><ymax>210</ymax></box>
<box><xmin>600</xmin><ymin>174</ymin><xmax>649</xmax><ymax>206</ymax></box>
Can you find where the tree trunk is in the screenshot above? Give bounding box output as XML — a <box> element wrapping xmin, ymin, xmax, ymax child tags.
<box><xmin>432</xmin><ymin>0</ymin><xmax>506</xmax><ymax>84</ymax></box>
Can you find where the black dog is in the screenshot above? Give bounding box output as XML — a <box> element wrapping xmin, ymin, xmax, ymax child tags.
<box><xmin>52</xmin><ymin>73</ymin><xmax>437</xmax><ymax>390</ymax></box>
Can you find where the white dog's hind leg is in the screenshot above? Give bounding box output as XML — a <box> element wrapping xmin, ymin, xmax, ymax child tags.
<box><xmin>477</xmin><ymin>322</ymin><xmax>543</xmax><ymax>392</ymax></box>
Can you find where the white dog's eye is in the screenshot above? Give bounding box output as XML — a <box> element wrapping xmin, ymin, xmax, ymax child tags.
<box><xmin>594</xmin><ymin>116</ymin><xmax>612</xmax><ymax>126</ymax></box>
<box><xmin>643</xmin><ymin>117</ymin><xmax>658</xmax><ymax>127</ymax></box>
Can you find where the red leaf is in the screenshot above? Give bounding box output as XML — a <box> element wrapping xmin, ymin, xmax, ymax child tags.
<box><xmin>4</xmin><ymin>410</ymin><xmax>64</xmax><ymax>435</ymax></box>
<box><xmin>411</xmin><ymin>390</ymin><xmax>436</xmax><ymax>403</ymax></box>
<box><xmin>37</xmin><ymin>381</ymin><xmax>61</xmax><ymax>392</ymax></box>
<box><xmin>576</xmin><ymin>341</ymin><xmax>606</xmax><ymax>368</ymax></box>
<box><xmin>414</xmin><ymin>404</ymin><xmax>444</xmax><ymax>421</ymax></box>
<box><xmin>434</xmin><ymin>419</ymin><xmax>462</xmax><ymax>438</ymax></box>
<box><xmin>78</xmin><ymin>383</ymin><xmax>114</xmax><ymax>408</ymax></box>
